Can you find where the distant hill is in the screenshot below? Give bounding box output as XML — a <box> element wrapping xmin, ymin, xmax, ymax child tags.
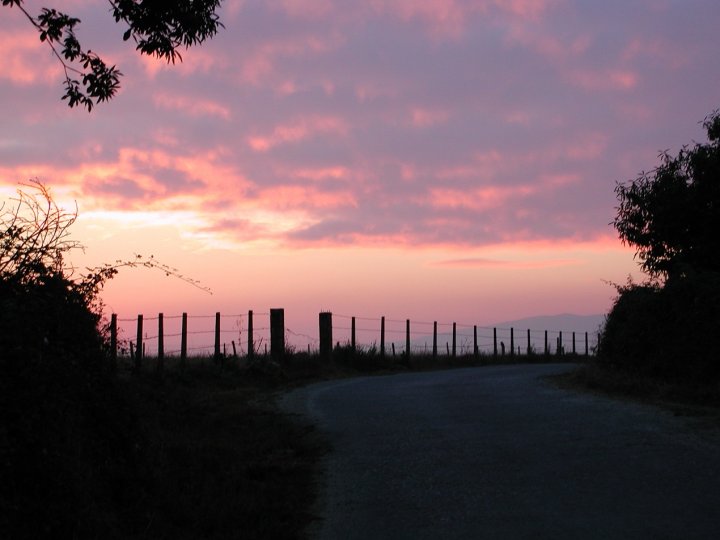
<box><xmin>491</xmin><ymin>313</ymin><xmax>605</xmax><ymax>335</ymax></box>
<box><xmin>404</xmin><ymin>313</ymin><xmax>606</xmax><ymax>356</ymax></box>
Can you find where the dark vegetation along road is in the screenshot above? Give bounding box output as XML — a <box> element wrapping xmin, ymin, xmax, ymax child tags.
<box><xmin>282</xmin><ymin>364</ymin><xmax>720</xmax><ymax>540</ymax></box>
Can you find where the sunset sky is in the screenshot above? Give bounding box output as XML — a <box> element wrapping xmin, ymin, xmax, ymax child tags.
<box><xmin>2</xmin><ymin>1</ymin><xmax>719</xmax><ymax>348</ymax></box>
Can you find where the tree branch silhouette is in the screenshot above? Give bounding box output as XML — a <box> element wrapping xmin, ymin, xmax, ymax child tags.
<box><xmin>3</xmin><ymin>0</ymin><xmax>223</xmax><ymax>112</ymax></box>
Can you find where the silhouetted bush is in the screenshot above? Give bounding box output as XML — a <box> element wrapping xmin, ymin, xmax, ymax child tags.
<box><xmin>596</xmin><ymin>273</ymin><xmax>720</xmax><ymax>383</ymax></box>
<box><xmin>0</xmin><ymin>182</ymin><xmax>142</xmax><ymax>538</ymax></box>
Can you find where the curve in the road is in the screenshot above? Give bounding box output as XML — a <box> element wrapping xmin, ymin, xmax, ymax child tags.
<box><xmin>281</xmin><ymin>364</ymin><xmax>720</xmax><ymax>540</ymax></box>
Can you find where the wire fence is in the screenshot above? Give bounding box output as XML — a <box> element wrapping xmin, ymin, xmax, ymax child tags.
<box><xmin>110</xmin><ymin>309</ymin><xmax>600</xmax><ymax>359</ymax></box>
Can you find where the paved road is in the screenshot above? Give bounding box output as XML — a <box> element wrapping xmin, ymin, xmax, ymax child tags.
<box><xmin>281</xmin><ymin>364</ymin><xmax>720</xmax><ymax>539</ymax></box>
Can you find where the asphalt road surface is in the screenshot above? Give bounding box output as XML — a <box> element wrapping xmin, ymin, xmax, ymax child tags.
<box><xmin>281</xmin><ymin>364</ymin><xmax>720</xmax><ymax>540</ymax></box>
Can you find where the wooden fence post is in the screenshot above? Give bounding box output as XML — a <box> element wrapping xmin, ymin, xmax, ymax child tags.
<box><xmin>214</xmin><ymin>312</ymin><xmax>221</xmax><ymax>360</ymax></box>
<box><xmin>510</xmin><ymin>327</ymin><xmax>514</xmax><ymax>357</ymax></box>
<box><xmin>380</xmin><ymin>316</ymin><xmax>385</xmax><ymax>359</ymax></box>
<box><xmin>247</xmin><ymin>310</ymin><xmax>254</xmax><ymax>360</ymax></box>
<box><xmin>110</xmin><ymin>313</ymin><xmax>117</xmax><ymax>369</ymax></box>
<box><xmin>452</xmin><ymin>322</ymin><xmax>457</xmax><ymax>358</ymax></box>
<box><xmin>585</xmin><ymin>332</ymin><xmax>589</xmax><ymax>356</ymax></box>
<box><xmin>270</xmin><ymin>308</ymin><xmax>285</xmax><ymax>360</ymax></box>
<box><xmin>527</xmin><ymin>329</ymin><xmax>531</xmax><ymax>355</ymax></box>
<box><xmin>493</xmin><ymin>328</ymin><xmax>497</xmax><ymax>357</ymax></box>
<box><xmin>135</xmin><ymin>314</ymin><xmax>143</xmax><ymax>372</ymax></box>
<box><xmin>559</xmin><ymin>331</ymin><xmax>563</xmax><ymax>356</ymax></box>
<box><xmin>544</xmin><ymin>330</ymin><xmax>548</xmax><ymax>355</ymax></box>
<box><xmin>158</xmin><ymin>313</ymin><xmax>164</xmax><ymax>361</ymax></box>
<box><xmin>351</xmin><ymin>316</ymin><xmax>356</xmax><ymax>353</ymax></box>
<box><xmin>433</xmin><ymin>321</ymin><xmax>438</xmax><ymax>359</ymax></box>
<box><xmin>572</xmin><ymin>331</ymin><xmax>576</xmax><ymax>355</ymax></box>
<box><xmin>319</xmin><ymin>312</ymin><xmax>332</xmax><ymax>359</ymax></box>
<box><xmin>157</xmin><ymin>313</ymin><xmax>164</xmax><ymax>374</ymax></box>
<box><xmin>474</xmin><ymin>325</ymin><xmax>478</xmax><ymax>358</ymax></box>
<box><xmin>181</xmin><ymin>312</ymin><xmax>187</xmax><ymax>365</ymax></box>
<box><xmin>405</xmin><ymin>319</ymin><xmax>411</xmax><ymax>359</ymax></box>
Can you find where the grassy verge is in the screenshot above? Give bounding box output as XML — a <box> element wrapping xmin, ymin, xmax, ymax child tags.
<box><xmin>2</xmin><ymin>350</ymin><xmax>581</xmax><ymax>539</ymax></box>
<box><xmin>1</xmin><ymin>357</ymin><xmax>324</xmax><ymax>539</ymax></box>
<box><xmin>551</xmin><ymin>361</ymin><xmax>720</xmax><ymax>420</ymax></box>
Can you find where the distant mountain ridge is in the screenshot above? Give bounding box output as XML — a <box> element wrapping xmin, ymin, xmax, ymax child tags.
<box><xmin>490</xmin><ymin>313</ymin><xmax>605</xmax><ymax>335</ymax></box>
<box><xmin>404</xmin><ymin>314</ymin><xmax>606</xmax><ymax>355</ymax></box>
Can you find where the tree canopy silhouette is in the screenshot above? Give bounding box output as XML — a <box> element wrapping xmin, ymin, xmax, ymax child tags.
<box><xmin>3</xmin><ymin>0</ymin><xmax>223</xmax><ymax>111</ymax></box>
<box><xmin>614</xmin><ymin>110</ymin><xmax>720</xmax><ymax>281</ymax></box>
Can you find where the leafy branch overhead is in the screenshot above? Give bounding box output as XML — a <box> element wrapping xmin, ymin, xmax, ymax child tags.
<box><xmin>3</xmin><ymin>0</ymin><xmax>223</xmax><ymax>112</ymax></box>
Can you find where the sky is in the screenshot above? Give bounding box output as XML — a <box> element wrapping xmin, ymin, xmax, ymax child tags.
<box><xmin>2</xmin><ymin>0</ymin><xmax>719</xmax><ymax>350</ymax></box>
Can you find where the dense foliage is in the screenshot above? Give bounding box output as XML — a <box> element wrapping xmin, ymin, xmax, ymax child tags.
<box><xmin>599</xmin><ymin>111</ymin><xmax>720</xmax><ymax>383</ymax></box>
<box><xmin>596</xmin><ymin>275</ymin><xmax>720</xmax><ymax>382</ymax></box>
<box><xmin>0</xmin><ymin>181</ymin><xmax>112</xmax><ymax>363</ymax></box>
<box><xmin>613</xmin><ymin>111</ymin><xmax>720</xmax><ymax>281</ymax></box>
<box><xmin>4</xmin><ymin>0</ymin><xmax>223</xmax><ymax>111</ymax></box>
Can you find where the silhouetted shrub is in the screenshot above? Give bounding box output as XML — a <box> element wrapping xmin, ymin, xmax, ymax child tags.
<box><xmin>597</xmin><ymin>273</ymin><xmax>720</xmax><ymax>382</ymax></box>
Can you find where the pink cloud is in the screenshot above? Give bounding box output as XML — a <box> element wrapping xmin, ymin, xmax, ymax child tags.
<box><xmin>622</xmin><ymin>38</ymin><xmax>689</xmax><ymax>70</ymax></box>
<box><xmin>428</xmin><ymin>184</ymin><xmax>535</xmax><ymax>211</ymax></box>
<box><xmin>290</xmin><ymin>166</ymin><xmax>351</xmax><ymax>182</ymax></box>
<box><xmin>495</xmin><ymin>0</ymin><xmax>559</xmax><ymax>18</ymax></box>
<box><xmin>506</xmin><ymin>23</ymin><xmax>590</xmax><ymax>62</ymax></box>
<box><xmin>247</xmin><ymin>116</ymin><xmax>349</xmax><ymax>151</ymax></box>
<box><xmin>237</xmin><ymin>34</ymin><xmax>341</xmax><ymax>84</ymax></box>
<box><xmin>410</xmin><ymin>107</ymin><xmax>450</xmax><ymax>127</ymax></box>
<box><xmin>568</xmin><ymin>69</ymin><xmax>639</xmax><ymax>91</ymax></box>
<box><xmin>153</xmin><ymin>93</ymin><xmax>231</xmax><ymax>119</ymax></box>
<box><xmin>369</xmin><ymin>0</ymin><xmax>474</xmax><ymax>38</ymax></box>
<box><xmin>258</xmin><ymin>185</ymin><xmax>357</xmax><ymax>210</ymax></box>
<box><xmin>140</xmin><ymin>48</ymin><xmax>224</xmax><ymax>78</ymax></box>
<box><xmin>539</xmin><ymin>173</ymin><xmax>580</xmax><ymax>188</ymax></box>
<box><xmin>0</xmin><ymin>31</ymin><xmax>60</xmax><ymax>85</ymax></box>
<box><xmin>275</xmin><ymin>0</ymin><xmax>335</xmax><ymax>19</ymax></box>
<box><xmin>433</xmin><ymin>257</ymin><xmax>581</xmax><ymax>268</ymax></box>
<box><xmin>564</xmin><ymin>133</ymin><xmax>608</xmax><ymax>160</ymax></box>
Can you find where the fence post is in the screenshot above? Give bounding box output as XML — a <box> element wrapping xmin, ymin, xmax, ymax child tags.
<box><xmin>510</xmin><ymin>327</ymin><xmax>514</xmax><ymax>357</ymax></box>
<box><xmin>135</xmin><ymin>314</ymin><xmax>143</xmax><ymax>372</ymax></box>
<box><xmin>474</xmin><ymin>325</ymin><xmax>478</xmax><ymax>358</ymax></box>
<box><xmin>351</xmin><ymin>316</ymin><xmax>356</xmax><ymax>353</ymax></box>
<box><xmin>527</xmin><ymin>329</ymin><xmax>531</xmax><ymax>355</ymax></box>
<box><xmin>406</xmin><ymin>319</ymin><xmax>411</xmax><ymax>359</ymax></box>
<box><xmin>110</xmin><ymin>313</ymin><xmax>117</xmax><ymax>369</ymax></box>
<box><xmin>247</xmin><ymin>310</ymin><xmax>254</xmax><ymax>360</ymax></box>
<box><xmin>270</xmin><ymin>308</ymin><xmax>285</xmax><ymax>360</ymax></box>
<box><xmin>380</xmin><ymin>316</ymin><xmax>385</xmax><ymax>359</ymax></box>
<box><xmin>157</xmin><ymin>313</ymin><xmax>164</xmax><ymax>361</ymax></box>
<box><xmin>559</xmin><ymin>331</ymin><xmax>563</xmax><ymax>356</ymax></box>
<box><xmin>493</xmin><ymin>328</ymin><xmax>497</xmax><ymax>357</ymax></box>
<box><xmin>319</xmin><ymin>312</ymin><xmax>332</xmax><ymax>359</ymax></box>
<box><xmin>544</xmin><ymin>330</ymin><xmax>548</xmax><ymax>355</ymax></box>
<box><xmin>157</xmin><ymin>313</ymin><xmax>164</xmax><ymax>374</ymax></box>
<box><xmin>572</xmin><ymin>331</ymin><xmax>576</xmax><ymax>355</ymax></box>
<box><xmin>181</xmin><ymin>312</ymin><xmax>188</xmax><ymax>365</ymax></box>
<box><xmin>433</xmin><ymin>321</ymin><xmax>438</xmax><ymax>359</ymax></box>
<box><xmin>452</xmin><ymin>322</ymin><xmax>457</xmax><ymax>358</ymax></box>
<box><xmin>214</xmin><ymin>312</ymin><xmax>221</xmax><ymax>360</ymax></box>
<box><xmin>585</xmin><ymin>332</ymin><xmax>589</xmax><ymax>356</ymax></box>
